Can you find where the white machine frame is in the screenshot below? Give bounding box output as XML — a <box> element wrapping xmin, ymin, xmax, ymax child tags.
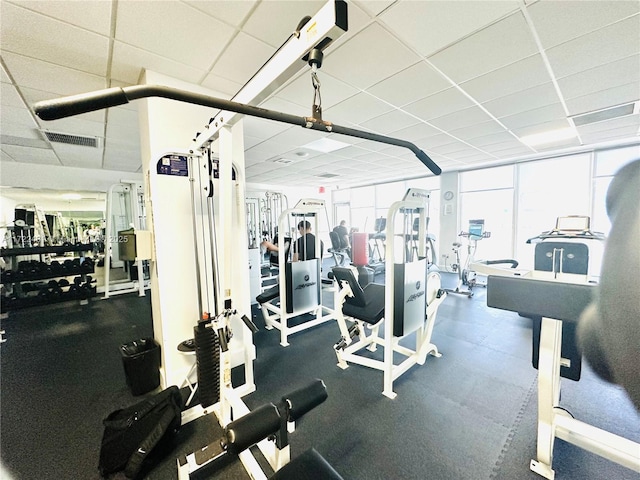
<box><xmin>260</xmin><ymin>198</ymin><xmax>336</xmax><ymax>347</ymax></box>
<box><xmin>486</xmin><ymin>269</ymin><xmax>640</xmax><ymax>480</ymax></box>
<box><xmin>103</xmin><ymin>181</ymin><xmax>150</xmax><ymax>298</ymax></box>
<box><xmin>334</xmin><ymin>189</ymin><xmax>447</xmax><ymax>398</ymax></box>
<box><xmin>174</xmin><ymin>2</ymin><xmax>348</xmax><ymax>478</ymax></box>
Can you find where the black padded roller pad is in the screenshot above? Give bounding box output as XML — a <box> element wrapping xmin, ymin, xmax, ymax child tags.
<box><xmin>270</xmin><ymin>448</ymin><xmax>344</xmax><ymax>480</ymax></box>
<box><xmin>282</xmin><ymin>379</ymin><xmax>328</xmax><ymax>422</ymax></box>
<box><xmin>224</xmin><ymin>403</ymin><xmax>281</xmax><ymax>455</ymax></box>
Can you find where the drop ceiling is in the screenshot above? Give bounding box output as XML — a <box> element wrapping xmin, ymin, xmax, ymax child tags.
<box><xmin>1</xmin><ymin>0</ymin><xmax>639</xmax><ymax>192</ymax></box>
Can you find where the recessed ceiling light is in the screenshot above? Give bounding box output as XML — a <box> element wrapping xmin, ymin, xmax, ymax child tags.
<box><xmin>302</xmin><ymin>137</ymin><xmax>350</xmax><ymax>153</ymax></box>
<box><xmin>295</xmin><ymin>151</ymin><xmax>309</xmax><ymax>157</ymax></box>
<box><xmin>61</xmin><ymin>193</ymin><xmax>82</xmax><ymax>200</ymax></box>
<box><xmin>519</xmin><ymin>127</ymin><xmax>577</xmax><ymax>147</ymax></box>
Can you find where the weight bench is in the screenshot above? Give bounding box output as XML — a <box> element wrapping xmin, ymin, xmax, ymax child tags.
<box><xmin>178</xmin><ymin>379</ymin><xmax>343</xmax><ymax>479</ymax></box>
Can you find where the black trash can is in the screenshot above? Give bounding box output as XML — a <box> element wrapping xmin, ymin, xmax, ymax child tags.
<box><xmin>120</xmin><ymin>338</ymin><xmax>161</xmax><ymax>396</ymax></box>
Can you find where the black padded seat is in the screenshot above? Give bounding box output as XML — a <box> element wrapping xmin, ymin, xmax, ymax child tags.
<box><xmin>270</xmin><ymin>448</ymin><xmax>344</xmax><ymax>480</ymax></box>
<box><xmin>332</xmin><ymin>267</ymin><xmax>385</xmax><ymax>324</ymax></box>
<box><xmin>257</xmin><ymin>285</ymin><xmax>280</xmax><ymax>304</ymax></box>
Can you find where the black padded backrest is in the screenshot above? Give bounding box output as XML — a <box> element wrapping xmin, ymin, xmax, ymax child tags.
<box><xmin>270</xmin><ymin>236</ymin><xmax>292</xmax><ymax>266</ymax></box>
<box><xmin>332</xmin><ymin>267</ymin><xmax>367</xmax><ymax>307</ymax></box>
<box><xmin>374</xmin><ymin>217</ymin><xmax>386</xmax><ymax>233</ymax></box>
<box><xmin>329</xmin><ymin>231</ymin><xmax>341</xmax><ymax>250</ymax></box>
<box><xmin>534</xmin><ymin>241</ymin><xmax>589</xmax><ymax>275</ymax></box>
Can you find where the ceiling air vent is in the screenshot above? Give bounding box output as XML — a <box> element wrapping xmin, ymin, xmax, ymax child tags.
<box><xmin>571</xmin><ymin>102</ymin><xmax>638</xmax><ymax>127</ymax></box>
<box><xmin>42</xmin><ymin>131</ymin><xmax>100</xmax><ymax>148</ymax></box>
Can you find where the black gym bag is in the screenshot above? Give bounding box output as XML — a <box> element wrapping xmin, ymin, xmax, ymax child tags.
<box><xmin>98</xmin><ymin>386</ymin><xmax>183</xmax><ymax>479</ymax></box>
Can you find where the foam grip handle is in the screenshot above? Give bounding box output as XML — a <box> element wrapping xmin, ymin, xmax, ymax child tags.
<box><xmin>241</xmin><ymin>314</ymin><xmax>259</xmax><ymax>334</ymax></box>
<box><xmin>282</xmin><ymin>379</ymin><xmax>328</xmax><ymax>422</ymax></box>
<box><xmin>416</xmin><ymin>150</ymin><xmax>442</xmax><ymax>175</ymax></box>
<box><xmin>223</xmin><ymin>403</ymin><xmax>281</xmax><ymax>455</ymax></box>
<box><xmin>33</xmin><ymin>87</ymin><xmax>130</xmax><ymax>121</ymax></box>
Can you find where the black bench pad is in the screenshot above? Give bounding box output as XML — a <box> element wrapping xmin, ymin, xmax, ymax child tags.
<box><xmin>257</xmin><ymin>285</ymin><xmax>280</xmax><ymax>304</ymax></box>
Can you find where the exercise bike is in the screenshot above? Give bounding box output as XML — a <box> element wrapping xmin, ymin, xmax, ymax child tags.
<box><xmin>444</xmin><ymin>220</ymin><xmax>488</xmax><ymax>298</ymax></box>
<box><xmin>445</xmin><ymin>219</ymin><xmax>518</xmax><ymax>297</ymax></box>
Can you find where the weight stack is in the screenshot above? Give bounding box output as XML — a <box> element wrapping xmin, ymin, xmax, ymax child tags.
<box><xmin>194</xmin><ymin>322</ymin><xmax>220</xmax><ymax>408</ymax></box>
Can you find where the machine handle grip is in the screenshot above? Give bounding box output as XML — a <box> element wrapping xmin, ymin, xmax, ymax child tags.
<box><xmin>282</xmin><ymin>379</ymin><xmax>328</xmax><ymax>421</ymax></box>
<box><xmin>33</xmin><ymin>87</ymin><xmax>130</xmax><ymax>120</ymax></box>
<box><xmin>416</xmin><ymin>150</ymin><xmax>442</xmax><ymax>175</ymax></box>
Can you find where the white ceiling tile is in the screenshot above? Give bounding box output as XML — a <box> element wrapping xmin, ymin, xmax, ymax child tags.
<box><xmin>0</xmin><ymin>122</ymin><xmax>43</xmax><ymax>140</ymax></box>
<box><xmin>380</xmin><ymin>0</ymin><xmax>520</xmax><ymax>57</ymax></box>
<box><xmin>103</xmin><ymin>139</ymin><xmax>141</xmax><ymax>172</ymax></box>
<box><xmin>546</xmin><ymin>15</ymin><xmax>640</xmax><ymax>78</ymax></box>
<box><xmin>200</xmin><ymin>73</ymin><xmax>244</xmax><ymax>98</ymax></box>
<box><xmin>1</xmin><ymin>3</ymin><xmax>110</xmax><ymax>76</ymax></box>
<box><xmin>1</xmin><ymin>63</ymin><xmax>11</xmax><ymax>84</ymax></box>
<box><xmin>353</xmin><ymin>0</ymin><xmax>394</xmax><ymax>17</ymax></box>
<box><xmin>266</xmin><ymin>126</ymin><xmax>326</xmax><ymax>151</ymax></box>
<box><xmin>184</xmin><ymin>0</ymin><xmax>256</xmax><ymax>28</ymax></box>
<box><xmin>428</xmin><ymin>106</ymin><xmax>495</xmax><ymax>132</ymax></box>
<box><xmin>499</xmin><ymin>103</ymin><xmax>567</xmax><ymax>131</ymax></box>
<box><xmin>1</xmin><ymin>105</ymin><xmax>39</xmax><ymax>128</ymax></box>
<box><xmin>242</xmin><ymin>116</ymin><xmax>290</xmax><ymax>140</ymax></box>
<box><xmin>258</xmin><ymin>96</ymin><xmax>308</xmax><ymax>118</ymax></box>
<box><xmin>576</xmin><ymin>113</ymin><xmax>640</xmax><ymax>135</ymax></box>
<box><xmin>368</xmin><ymin>61</ymin><xmax>451</xmax><ymax>108</ymax></box>
<box><xmin>1</xmin><ymin>83</ymin><xmax>27</xmax><ymax>108</ymax></box>
<box><xmin>429</xmin><ymin>12</ymin><xmax>538</xmax><ymax>83</ymax></box>
<box><xmin>467</xmin><ymin>131</ymin><xmax>522</xmax><ymax>148</ymax></box>
<box><xmin>210</xmin><ymin>33</ymin><xmax>276</xmax><ymax>86</ymax></box>
<box><xmin>275</xmin><ymin>71</ymin><xmax>359</xmax><ymax>110</ymax></box>
<box><xmin>242</xmin><ymin>1</ymin><xmax>326</xmax><ymax>47</ymax></box>
<box><xmin>460</xmin><ymin>54</ymin><xmax>551</xmax><ymax>103</ymax></box>
<box><xmin>1</xmin><ymin>144</ymin><xmax>60</xmax><ymax>165</ymax></box>
<box><xmin>115</xmin><ymin>1</ymin><xmax>235</xmax><ymax>67</ymax></box>
<box><xmin>511</xmin><ymin>118</ymin><xmax>573</xmax><ymax>138</ymax></box>
<box><xmin>429</xmin><ymin>141</ymin><xmax>477</xmax><ymax>156</ymax></box>
<box><xmin>566</xmin><ymin>83</ymin><xmax>640</xmax><ymax>117</ymax></box>
<box><xmin>581</xmin><ymin>127</ymin><xmax>640</xmax><ymax>145</ymax></box>
<box><xmin>359</xmin><ymin>111</ymin><xmax>420</xmax><ymax>135</ymax></box>
<box><xmin>403</xmin><ymin>88</ymin><xmax>475</xmax><ymax>121</ymax></box>
<box><xmin>559</xmin><ymin>55</ymin><xmax>640</xmax><ymax>101</ymax></box>
<box><xmin>321</xmin><ymin>23</ymin><xmax>421</xmax><ymax>90</ymax></box>
<box><xmin>1</xmin><ymin>149</ymin><xmax>17</xmax><ymax>162</ymax></box>
<box><xmin>485</xmin><ymin>145</ymin><xmax>536</xmax><ymax>157</ymax></box>
<box><xmin>533</xmin><ymin>137</ymin><xmax>583</xmax><ymax>151</ymax></box>
<box><xmin>2</xmin><ymin>52</ymin><xmax>106</xmax><ymax>96</ymax></box>
<box><xmin>448</xmin><ymin>121</ymin><xmax>509</xmax><ymax>142</ymax></box>
<box><xmin>111</xmin><ymin>42</ymin><xmax>208</xmax><ymax>86</ymax></box>
<box><xmin>40</xmin><ymin>116</ymin><xmax>105</xmax><ymax>138</ymax></box>
<box><xmin>482</xmin><ymin>83</ymin><xmax>560</xmax><ymax>118</ymax></box>
<box><xmin>389</xmin><ymin>123</ymin><xmax>442</xmax><ymax>142</ymax></box>
<box><xmin>52</xmin><ymin>143</ymin><xmax>103</xmax><ymax>168</ymax></box>
<box><xmin>8</xmin><ymin>0</ymin><xmax>113</xmax><ymax>35</ymax></box>
<box><xmin>527</xmin><ymin>0</ymin><xmax>640</xmax><ymax>49</ymax></box>
<box><xmin>325</xmin><ymin>92</ymin><xmax>393</xmax><ymax>125</ymax></box>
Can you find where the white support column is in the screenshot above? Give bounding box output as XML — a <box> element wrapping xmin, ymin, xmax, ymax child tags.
<box><xmin>138</xmin><ymin>70</ymin><xmax>217</xmax><ymax>388</ymax></box>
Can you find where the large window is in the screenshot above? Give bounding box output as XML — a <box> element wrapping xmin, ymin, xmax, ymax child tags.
<box><xmin>592</xmin><ymin>145</ymin><xmax>640</xmax><ymax>235</ymax></box>
<box><xmin>460</xmin><ymin>165</ymin><xmax>514</xmax><ymax>262</ymax></box>
<box><xmin>515</xmin><ymin>153</ymin><xmax>591</xmax><ymax>268</ymax></box>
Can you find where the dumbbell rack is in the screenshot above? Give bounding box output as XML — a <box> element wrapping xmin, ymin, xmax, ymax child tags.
<box><xmin>1</xmin><ymin>243</ymin><xmax>97</xmax><ymax>314</ymax></box>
